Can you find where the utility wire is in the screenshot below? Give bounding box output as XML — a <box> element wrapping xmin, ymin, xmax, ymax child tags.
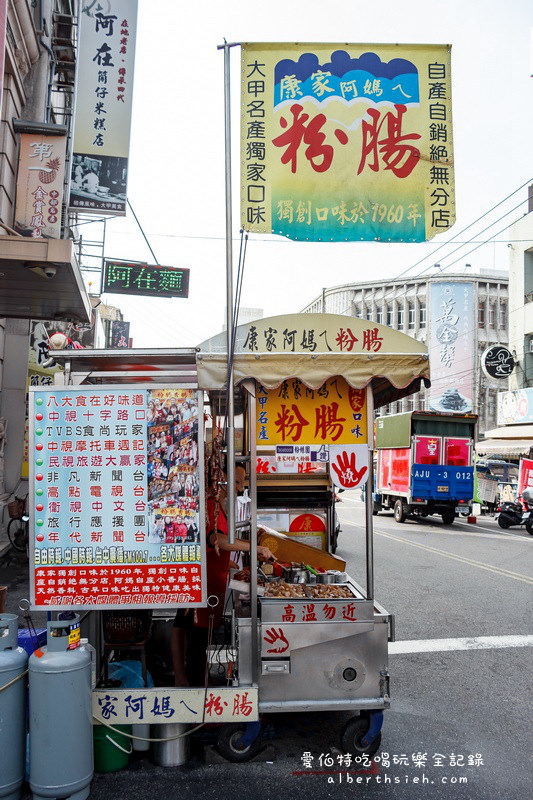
<box><xmin>393</xmin><ymin>178</ymin><xmax>532</xmax><ymax>280</ymax></box>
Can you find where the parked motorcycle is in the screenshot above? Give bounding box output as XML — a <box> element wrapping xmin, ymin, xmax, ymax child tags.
<box><xmin>496</xmin><ymin>488</ymin><xmax>533</xmax><ymax>534</ymax></box>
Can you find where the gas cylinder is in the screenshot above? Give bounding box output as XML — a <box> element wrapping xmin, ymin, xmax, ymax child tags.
<box><xmin>29</xmin><ymin>617</ymin><xmax>93</xmax><ymax>800</ymax></box>
<box><xmin>0</xmin><ymin>614</ymin><xmax>28</xmax><ymax>800</ymax></box>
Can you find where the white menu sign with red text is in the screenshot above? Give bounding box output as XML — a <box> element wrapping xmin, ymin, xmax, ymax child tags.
<box><xmin>29</xmin><ymin>386</ymin><xmax>205</xmax><ymax>610</ymax></box>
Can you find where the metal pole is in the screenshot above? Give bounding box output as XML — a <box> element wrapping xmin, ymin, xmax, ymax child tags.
<box><xmin>365</xmin><ymin>384</ymin><xmax>375</xmax><ymax>601</ymax></box>
<box><xmin>248</xmin><ymin>385</ymin><xmax>258</xmax><ymax>684</ymax></box>
<box><xmin>223</xmin><ymin>41</ymin><xmax>235</xmax><ymax>544</ymax></box>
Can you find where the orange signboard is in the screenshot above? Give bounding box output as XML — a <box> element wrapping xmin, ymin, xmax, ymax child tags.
<box><xmin>257</xmin><ymin>377</ymin><xmax>367</xmax><ymax>446</ymax></box>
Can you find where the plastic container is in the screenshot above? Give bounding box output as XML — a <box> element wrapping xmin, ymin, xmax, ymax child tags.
<box><xmin>132</xmin><ymin>724</ymin><xmax>150</xmax><ymax>753</ymax></box>
<box><xmin>17</xmin><ymin>628</ymin><xmax>46</xmax><ymax>658</ymax></box>
<box><xmin>93</xmin><ymin>725</ymin><xmax>132</xmax><ymax>773</ymax></box>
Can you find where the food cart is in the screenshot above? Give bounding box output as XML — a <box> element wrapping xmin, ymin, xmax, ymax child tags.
<box><xmin>196</xmin><ymin>312</ymin><xmax>430</xmax><ymax>759</ymax></box>
<box><xmin>38</xmin><ymin>312</ymin><xmax>429</xmax><ymax>763</ymax></box>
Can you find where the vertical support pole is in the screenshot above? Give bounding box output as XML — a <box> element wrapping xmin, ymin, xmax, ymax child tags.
<box><xmin>247</xmin><ymin>384</ymin><xmax>258</xmax><ymax>684</ymax></box>
<box><xmin>365</xmin><ymin>384</ymin><xmax>375</xmax><ymax>602</ymax></box>
<box><xmin>223</xmin><ymin>41</ymin><xmax>235</xmax><ymax>544</ymax></box>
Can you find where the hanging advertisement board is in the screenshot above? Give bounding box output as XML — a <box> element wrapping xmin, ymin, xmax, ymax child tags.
<box><xmin>29</xmin><ymin>386</ymin><xmax>205</xmax><ymax>609</ymax></box>
<box><xmin>429</xmin><ymin>282</ymin><xmax>473</xmax><ymax>413</ymax></box>
<box><xmin>103</xmin><ymin>259</ymin><xmax>190</xmax><ymax>298</ymax></box>
<box><xmin>69</xmin><ymin>1</ymin><xmax>137</xmax><ymax>214</ymax></box>
<box><xmin>14</xmin><ymin>132</ymin><xmax>67</xmax><ymax>238</ymax></box>
<box><xmin>241</xmin><ymin>43</ymin><xmax>454</xmax><ymax>242</ymax></box>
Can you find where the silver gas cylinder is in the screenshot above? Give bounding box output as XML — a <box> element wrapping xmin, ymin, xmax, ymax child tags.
<box><xmin>0</xmin><ymin>614</ymin><xmax>28</xmax><ymax>800</ymax></box>
<box><xmin>29</xmin><ymin>616</ymin><xmax>93</xmax><ymax>800</ymax></box>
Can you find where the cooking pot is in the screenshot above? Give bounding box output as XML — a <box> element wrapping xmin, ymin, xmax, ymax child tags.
<box><xmin>316</xmin><ymin>570</ymin><xmax>341</xmax><ymax>584</ymax></box>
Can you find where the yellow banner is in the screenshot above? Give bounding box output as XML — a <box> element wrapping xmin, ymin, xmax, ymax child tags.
<box><xmin>257</xmin><ymin>377</ymin><xmax>367</xmax><ymax>445</ymax></box>
<box><xmin>241</xmin><ymin>43</ymin><xmax>454</xmax><ymax>243</ymax></box>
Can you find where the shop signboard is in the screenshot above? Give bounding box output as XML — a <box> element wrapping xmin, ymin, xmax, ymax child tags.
<box><xmin>429</xmin><ymin>282</ymin><xmax>473</xmax><ymax>413</ymax></box>
<box><xmin>14</xmin><ymin>132</ymin><xmax>67</xmax><ymax>238</ymax></box>
<box><xmin>110</xmin><ymin>319</ymin><xmax>130</xmax><ymax>348</ymax></box>
<box><xmin>241</xmin><ymin>43</ymin><xmax>454</xmax><ymax>243</ymax></box>
<box><xmin>517</xmin><ymin>457</ymin><xmax>533</xmax><ymax>498</ymax></box>
<box><xmin>481</xmin><ymin>345</ymin><xmax>515</xmax><ymax>380</ymax></box>
<box><xmin>103</xmin><ymin>259</ymin><xmax>190</xmax><ymax>298</ymax></box>
<box><xmin>497</xmin><ymin>388</ymin><xmax>533</xmax><ymax>426</ymax></box>
<box><xmin>29</xmin><ymin>386</ymin><xmax>205</xmax><ymax>609</ymax></box>
<box><xmin>69</xmin><ymin>0</ymin><xmax>138</xmax><ymax>214</ymax></box>
<box><xmin>257</xmin><ymin>377</ymin><xmax>367</xmax><ymax>446</ymax></box>
<box><xmin>93</xmin><ymin>686</ymin><xmax>259</xmax><ymax>724</ymax></box>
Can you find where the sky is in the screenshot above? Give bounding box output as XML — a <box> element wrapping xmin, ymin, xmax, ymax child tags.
<box><xmin>83</xmin><ymin>0</ymin><xmax>533</xmax><ymax>348</ymax></box>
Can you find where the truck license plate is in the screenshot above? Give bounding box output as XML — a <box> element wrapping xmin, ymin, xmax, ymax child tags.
<box><xmin>437</xmin><ymin>485</ymin><xmax>448</xmax><ymax>492</ymax></box>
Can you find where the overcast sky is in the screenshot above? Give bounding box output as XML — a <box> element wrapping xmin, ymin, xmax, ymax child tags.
<box><xmin>88</xmin><ymin>0</ymin><xmax>533</xmax><ymax>348</ymax></box>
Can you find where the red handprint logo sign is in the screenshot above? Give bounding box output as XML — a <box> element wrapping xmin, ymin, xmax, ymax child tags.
<box><xmin>329</xmin><ymin>445</ymin><xmax>369</xmax><ymax>489</ymax></box>
<box><xmin>263</xmin><ymin>627</ymin><xmax>290</xmax><ymax>654</ymax></box>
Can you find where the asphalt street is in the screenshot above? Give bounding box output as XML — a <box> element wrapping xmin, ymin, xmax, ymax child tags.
<box><xmin>3</xmin><ymin>496</ymin><xmax>532</xmax><ymax>800</ymax></box>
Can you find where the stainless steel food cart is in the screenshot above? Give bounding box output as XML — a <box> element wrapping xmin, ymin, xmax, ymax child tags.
<box><xmin>196</xmin><ymin>311</ymin><xmax>430</xmax><ymax>759</ymax></box>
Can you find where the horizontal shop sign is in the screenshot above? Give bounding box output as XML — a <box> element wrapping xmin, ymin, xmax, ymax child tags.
<box><xmin>93</xmin><ymin>687</ymin><xmax>259</xmax><ymax>724</ymax></box>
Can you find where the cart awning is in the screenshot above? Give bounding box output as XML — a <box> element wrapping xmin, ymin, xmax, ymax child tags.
<box><xmin>197</xmin><ymin>313</ymin><xmax>429</xmax><ymax>409</ymax></box>
<box><xmin>475</xmin><ymin>438</ymin><xmax>533</xmax><ymax>457</ymax></box>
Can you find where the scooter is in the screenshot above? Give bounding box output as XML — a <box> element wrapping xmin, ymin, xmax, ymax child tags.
<box><xmin>496</xmin><ymin>489</ymin><xmax>533</xmax><ymax>534</ymax></box>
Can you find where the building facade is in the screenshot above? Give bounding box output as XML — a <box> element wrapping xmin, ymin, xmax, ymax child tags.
<box><xmin>0</xmin><ymin>1</ymin><xmax>90</xmax><ymax>537</ymax></box>
<box><xmin>301</xmin><ymin>270</ymin><xmax>509</xmax><ymax>434</ymax></box>
<box><xmin>508</xmin><ymin>206</ymin><xmax>533</xmax><ymax>389</ymax></box>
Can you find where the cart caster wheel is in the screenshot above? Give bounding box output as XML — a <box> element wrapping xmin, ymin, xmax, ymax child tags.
<box><xmin>217</xmin><ymin>722</ymin><xmax>263</xmax><ymax>763</ymax></box>
<box><xmin>341</xmin><ymin>716</ymin><xmax>382</xmax><ymax>759</ymax></box>
<box><xmin>394</xmin><ymin>500</ymin><xmax>406</xmax><ymax>523</ymax></box>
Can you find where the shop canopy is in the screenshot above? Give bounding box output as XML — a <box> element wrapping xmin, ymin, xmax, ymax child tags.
<box><xmin>196</xmin><ymin>313</ymin><xmax>430</xmax><ymax>409</ymax></box>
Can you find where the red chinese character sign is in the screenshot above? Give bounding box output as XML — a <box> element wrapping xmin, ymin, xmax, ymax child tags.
<box><xmin>29</xmin><ymin>386</ymin><xmax>205</xmax><ymax>609</ymax></box>
<box><xmin>241</xmin><ymin>43</ymin><xmax>454</xmax><ymax>242</ymax></box>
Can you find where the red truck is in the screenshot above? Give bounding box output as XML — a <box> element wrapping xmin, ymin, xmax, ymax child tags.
<box><xmin>373</xmin><ymin>411</ymin><xmax>477</xmax><ymax>524</ymax></box>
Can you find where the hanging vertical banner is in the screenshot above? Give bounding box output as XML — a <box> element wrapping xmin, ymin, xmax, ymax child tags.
<box><xmin>29</xmin><ymin>386</ymin><xmax>205</xmax><ymax>609</ymax></box>
<box><xmin>429</xmin><ymin>282</ymin><xmax>473</xmax><ymax>413</ymax></box>
<box><xmin>14</xmin><ymin>133</ymin><xmax>67</xmax><ymax>237</ymax></box>
<box><xmin>69</xmin><ymin>0</ymin><xmax>137</xmax><ymax>215</ymax></box>
<box><xmin>241</xmin><ymin>43</ymin><xmax>454</xmax><ymax>243</ymax></box>
<box><xmin>0</xmin><ymin>0</ymin><xmax>7</xmax><ymax>112</ymax></box>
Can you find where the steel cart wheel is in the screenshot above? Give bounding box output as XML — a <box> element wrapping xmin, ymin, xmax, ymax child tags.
<box><xmin>341</xmin><ymin>715</ymin><xmax>381</xmax><ymax>759</ymax></box>
<box><xmin>7</xmin><ymin>517</ymin><xmax>28</xmax><ymax>552</ymax></box>
<box><xmin>441</xmin><ymin>510</ymin><xmax>456</xmax><ymax>525</ymax></box>
<box><xmin>217</xmin><ymin>723</ymin><xmax>263</xmax><ymax>763</ymax></box>
<box><xmin>394</xmin><ymin>500</ymin><xmax>406</xmax><ymax>523</ymax></box>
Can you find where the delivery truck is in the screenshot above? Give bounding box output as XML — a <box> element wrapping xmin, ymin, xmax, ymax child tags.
<box><xmin>373</xmin><ymin>411</ymin><xmax>477</xmax><ymax>524</ymax></box>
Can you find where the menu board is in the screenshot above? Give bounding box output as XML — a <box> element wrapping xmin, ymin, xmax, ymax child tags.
<box><xmin>29</xmin><ymin>386</ymin><xmax>205</xmax><ymax>609</ymax></box>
